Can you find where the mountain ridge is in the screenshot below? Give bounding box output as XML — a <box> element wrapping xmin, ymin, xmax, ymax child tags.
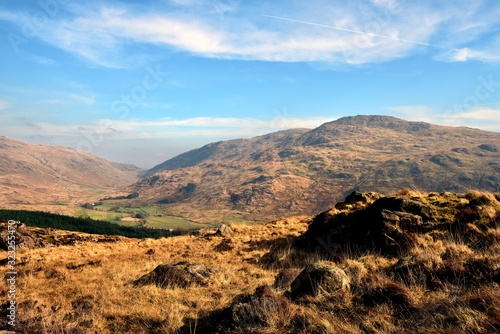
<box><xmin>0</xmin><ymin>136</ymin><xmax>143</xmax><ymax>209</ymax></box>
<box><xmin>131</xmin><ymin>115</ymin><xmax>500</xmax><ymax>223</ymax></box>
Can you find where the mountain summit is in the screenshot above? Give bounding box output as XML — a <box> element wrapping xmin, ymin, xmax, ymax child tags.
<box><xmin>131</xmin><ymin>115</ymin><xmax>500</xmax><ymax>223</ymax></box>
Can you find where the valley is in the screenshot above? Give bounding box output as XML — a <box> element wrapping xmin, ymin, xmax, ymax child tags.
<box><xmin>1</xmin><ymin>116</ymin><xmax>499</xmax><ymax>231</ymax></box>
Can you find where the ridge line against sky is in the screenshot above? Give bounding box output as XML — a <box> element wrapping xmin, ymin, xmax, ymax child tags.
<box><xmin>0</xmin><ymin>0</ymin><xmax>499</xmax><ymax>167</ymax></box>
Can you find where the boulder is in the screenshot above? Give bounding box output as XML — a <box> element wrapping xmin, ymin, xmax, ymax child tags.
<box><xmin>290</xmin><ymin>263</ymin><xmax>350</xmax><ymax>300</ymax></box>
<box><xmin>133</xmin><ymin>262</ymin><xmax>215</xmax><ymax>288</ymax></box>
<box><xmin>178</xmin><ymin>285</ymin><xmax>292</xmax><ymax>333</ymax></box>
<box><xmin>215</xmin><ymin>224</ymin><xmax>233</xmax><ymax>237</ymax></box>
<box><xmin>229</xmin><ymin>285</ymin><xmax>291</xmax><ymax>327</ymax></box>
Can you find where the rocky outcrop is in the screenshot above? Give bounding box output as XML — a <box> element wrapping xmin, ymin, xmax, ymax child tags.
<box><xmin>297</xmin><ymin>192</ymin><xmax>435</xmax><ymax>255</ymax></box>
<box><xmin>335</xmin><ymin>191</ymin><xmax>383</xmax><ymax>210</ymax></box>
<box><xmin>0</xmin><ymin>220</ymin><xmax>122</xmax><ymax>250</ymax></box>
<box><xmin>0</xmin><ymin>221</ymin><xmax>45</xmax><ymax>250</ymax></box>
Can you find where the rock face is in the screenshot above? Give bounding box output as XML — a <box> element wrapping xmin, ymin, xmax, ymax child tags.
<box><xmin>297</xmin><ymin>192</ymin><xmax>435</xmax><ymax>255</ymax></box>
<box><xmin>133</xmin><ymin>262</ymin><xmax>215</xmax><ymax>288</ymax></box>
<box><xmin>290</xmin><ymin>263</ymin><xmax>350</xmax><ymax>300</ymax></box>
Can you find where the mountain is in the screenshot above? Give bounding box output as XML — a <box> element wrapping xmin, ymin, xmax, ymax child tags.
<box><xmin>131</xmin><ymin>115</ymin><xmax>500</xmax><ymax>222</ymax></box>
<box><xmin>0</xmin><ymin>137</ymin><xmax>143</xmax><ymax>209</ymax></box>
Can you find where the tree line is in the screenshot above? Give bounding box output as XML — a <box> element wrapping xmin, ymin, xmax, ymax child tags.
<box><xmin>0</xmin><ymin>209</ymin><xmax>171</xmax><ymax>239</ymax></box>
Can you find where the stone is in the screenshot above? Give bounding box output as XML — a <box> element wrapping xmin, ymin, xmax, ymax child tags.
<box><xmin>227</xmin><ymin>285</ymin><xmax>291</xmax><ymax>328</ymax></box>
<box><xmin>290</xmin><ymin>263</ymin><xmax>350</xmax><ymax>300</ymax></box>
<box><xmin>133</xmin><ymin>261</ymin><xmax>214</xmax><ymax>288</ymax></box>
<box><xmin>215</xmin><ymin>224</ymin><xmax>233</xmax><ymax>236</ymax></box>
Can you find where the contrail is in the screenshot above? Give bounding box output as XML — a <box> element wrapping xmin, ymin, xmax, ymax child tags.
<box><xmin>263</xmin><ymin>14</ymin><xmax>457</xmax><ymax>50</ymax></box>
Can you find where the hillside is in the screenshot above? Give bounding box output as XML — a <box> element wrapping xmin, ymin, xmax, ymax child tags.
<box><xmin>1</xmin><ymin>190</ymin><xmax>498</xmax><ymax>333</ymax></box>
<box><xmin>130</xmin><ymin>115</ymin><xmax>500</xmax><ymax>223</ymax></box>
<box><xmin>0</xmin><ymin>137</ymin><xmax>143</xmax><ymax>211</ymax></box>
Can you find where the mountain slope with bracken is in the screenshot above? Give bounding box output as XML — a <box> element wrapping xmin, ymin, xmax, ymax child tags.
<box><xmin>131</xmin><ymin>115</ymin><xmax>500</xmax><ymax>223</ymax></box>
<box><xmin>0</xmin><ymin>136</ymin><xmax>143</xmax><ymax>210</ymax></box>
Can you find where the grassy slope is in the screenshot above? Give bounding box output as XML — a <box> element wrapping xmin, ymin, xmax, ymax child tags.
<box><xmin>0</xmin><ymin>190</ymin><xmax>498</xmax><ymax>333</ymax></box>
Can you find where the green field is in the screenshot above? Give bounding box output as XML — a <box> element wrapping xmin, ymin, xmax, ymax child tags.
<box><xmin>78</xmin><ymin>201</ymin><xmax>209</xmax><ymax>230</ymax></box>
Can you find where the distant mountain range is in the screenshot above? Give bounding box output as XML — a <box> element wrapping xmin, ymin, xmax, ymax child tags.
<box><xmin>131</xmin><ymin>115</ymin><xmax>500</xmax><ymax>222</ymax></box>
<box><xmin>0</xmin><ymin>136</ymin><xmax>143</xmax><ymax>208</ymax></box>
<box><xmin>1</xmin><ymin>115</ymin><xmax>499</xmax><ymax>223</ymax></box>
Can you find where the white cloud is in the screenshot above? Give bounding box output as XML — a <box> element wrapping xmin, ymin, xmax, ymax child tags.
<box><xmin>450</xmin><ymin>48</ymin><xmax>474</xmax><ymax>62</ymax></box>
<box><xmin>41</xmin><ymin>93</ymin><xmax>95</xmax><ymax>105</ymax></box>
<box><xmin>452</xmin><ymin>108</ymin><xmax>500</xmax><ymax>122</ymax></box>
<box><xmin>1</xmin><ymin>1</ymin><xmax>498</xmax><ymax>68</ymax></box>
<box><xmin>437</xmin><ymin>46</ymin><xmax>500</xmax><ymax>63</ymax></box>
<box><xmin>46</xmin><ymin>99</ymin><xmax>65</xmax><ymax>104</ymax></box>
<box><xmin>387</xmin><ymin>105</ymin><xmax>500</xmax><ymax>132</ymax></box>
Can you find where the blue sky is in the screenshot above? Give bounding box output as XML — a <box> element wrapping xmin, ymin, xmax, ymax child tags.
<box><xmin>0</xmin><ymin>0</ymin><xmax>499</xmax><ymax>168</ymax></box>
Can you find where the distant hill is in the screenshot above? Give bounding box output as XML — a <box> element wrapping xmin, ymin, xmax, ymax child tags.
<box><xmin>131</xmin><ymin>115</ymin><xmax>500</xmax><ymax>223</ymax></box>
<box><xmin>0</xmin><ymin>137</ymin><xmax>143</xmax><ymax>208</ymax></box>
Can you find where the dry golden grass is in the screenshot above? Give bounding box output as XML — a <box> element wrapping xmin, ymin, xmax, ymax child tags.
<box><xmin>0</xmin><ymin>192</ymin><xmax>499</xmax><ymax>333</ymax></box>
<box><xmin>0</xmin><ymin>218</ymin><xmax>308</xmax><ymax>333</ymax></box>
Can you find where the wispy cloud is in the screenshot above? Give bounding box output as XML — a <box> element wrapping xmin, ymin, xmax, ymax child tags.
<box><xmin>33</xmin><ymin>56</ymin><xmax>57</xmax><ymax>66</ymax></box>
<box><xmin>2</xmin><ymin>0</ymin><xmax>498</xmax><ymax>68</ymax></box>
<box><xmin>388</xmin><ymin>105</ymin><xmax>500</xmax><ymax>131</ymax></box>
<box><xmin>69</xmin><ymin>94</ymin><xmax>95</xmax><ymax>105</ymax></box>
<box><xmin>0</xmin><ymin>116</ymin><xmax>332</xmax><ymax>140</ymax></box>
<box><xmin>262</xmin><ymin>14</ymin><xmax>456</xmax><ymax>50</ymax></box>
<box><xmin>453</xmin><ymin>108</ymin><xmax>500</xmax><ymax>122</ymax></box>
